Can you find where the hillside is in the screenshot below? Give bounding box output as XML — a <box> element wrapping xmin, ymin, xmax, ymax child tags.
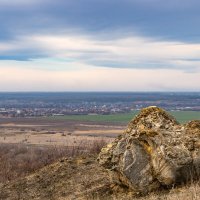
<box><xmin>0</xmin><ymin>155</ymin><xmax>199</xmax><ymax>200</ymax></box>
<box><xmin>0</xmin><ymin>106</ymin><xmax>200</xmax><ymax>200</ymax></box>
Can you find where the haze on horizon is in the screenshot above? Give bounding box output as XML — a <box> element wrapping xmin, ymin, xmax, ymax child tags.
<box><xmin>0</xmin><ymin>0</ymin><xmax>200</xmax><ymax>92</ymax></box>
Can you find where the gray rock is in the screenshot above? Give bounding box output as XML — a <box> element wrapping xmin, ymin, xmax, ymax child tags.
<box><xmin>98</xmin><ymin>106</ymin><xmax>200</xmax><ymax>194</ymax></box>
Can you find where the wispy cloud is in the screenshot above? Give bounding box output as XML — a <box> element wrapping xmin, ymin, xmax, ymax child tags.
<box><xmin>1</xmin><ymin>33</ymin><xmax>200</xmax><ymax>72</ymax></box>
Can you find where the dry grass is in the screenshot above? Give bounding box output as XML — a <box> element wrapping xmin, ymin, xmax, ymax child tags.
<box><xmin>0</xmin><ymin>153</ymin><xmax>199</xmax><ymax>200</ymax></box>
<box><xmin>0</xmin><ymin>140</ymin><xmax>199</xmax><ymax>200</ymax></box>
<box><xmin>0</xmin><ymin>139</ymin><xmax>108</xmax><ymax>184</ymax></box>
<box><xmin>139</xmin><ymin>182</ymin><xmax>200</xmax><ymax>200</ymax></box>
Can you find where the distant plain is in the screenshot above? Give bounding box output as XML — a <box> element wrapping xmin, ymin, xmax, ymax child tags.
<box><xmin>0</xmin><ymin>110</ymin><xmax>199</xmax><ymax>147</ymax></box>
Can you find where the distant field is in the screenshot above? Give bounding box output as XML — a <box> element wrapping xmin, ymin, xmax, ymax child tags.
<box><xmin>169</xmin><ymin>111</ymin><xmax>200</xmax><ymax>123</ymax></box>
<box><xmin>48</xmin><ymin>111</ymin><xmax>200</xmax><ymax>124</ymax></box>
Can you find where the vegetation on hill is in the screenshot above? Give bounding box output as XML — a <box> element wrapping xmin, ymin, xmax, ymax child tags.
<box><xmin>0</xmin><ymin>155</ymin><xmax>199</xmax><ymax>200</ymax></box>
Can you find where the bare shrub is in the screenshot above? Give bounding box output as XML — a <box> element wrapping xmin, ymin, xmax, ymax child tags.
<box><xmin>0</xmin><ymin>138</ymin><xmax>109</xmax><ymax>184</ymax></box>
<box><xmin>89</xmin><ymin>139</ymin><xmax>107</xmax><ymax>154</ymax></box>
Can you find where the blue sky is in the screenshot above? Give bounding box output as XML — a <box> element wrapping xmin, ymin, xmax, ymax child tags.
<box><xmin>0</xmin><ymin>0</ymin><xmax>200</xmax><ymax>91</ymax></box>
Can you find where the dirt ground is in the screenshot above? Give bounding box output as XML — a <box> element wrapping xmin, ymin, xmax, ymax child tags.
<box><xmin>0</xmin><ymin>155</ymin><xmax>199</xmax><ymax>200</ymax></box>
<box><xmin>0</xmin><ymin>117</ymin><xmax>125</xmax><ymax>147</ymax></box>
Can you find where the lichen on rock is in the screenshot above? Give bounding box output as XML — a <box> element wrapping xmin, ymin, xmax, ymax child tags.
<box><xmin>98</xmin><ymin>106</ymin><xmax>200</xmax><ymax>195</ymax></box>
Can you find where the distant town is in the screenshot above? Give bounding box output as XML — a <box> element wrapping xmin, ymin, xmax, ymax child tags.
<box><xmin>0</xmin><ymin>92</ymin><xmax>199</xmax><ymax>117</ymax></box>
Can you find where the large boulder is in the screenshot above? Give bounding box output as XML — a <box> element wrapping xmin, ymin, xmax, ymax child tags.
<box><xmin>98</xmin><ymin>106</ymin><xmax>200</xmax><ymax>194</ymax></box>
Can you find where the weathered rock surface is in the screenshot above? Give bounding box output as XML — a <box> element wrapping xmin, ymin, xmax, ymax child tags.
<box><xmin>98</xmin><ymin>106</ymin><xmax>200</xmax><ymax>194</ymax></box>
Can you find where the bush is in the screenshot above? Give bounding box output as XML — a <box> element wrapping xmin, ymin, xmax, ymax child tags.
<box><xmin>0</xmin><ymin>139</ymin><xmax>108</xmax><ymax>184</ymax></box>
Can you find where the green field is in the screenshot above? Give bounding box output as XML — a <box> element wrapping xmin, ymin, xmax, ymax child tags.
<box><xmin>49</xmin><ymin>111</ymin><xmax>200</xmax><ymax>124</ymax></box>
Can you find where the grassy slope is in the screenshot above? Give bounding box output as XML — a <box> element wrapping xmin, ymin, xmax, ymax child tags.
<box><xmin>48</xmin><ymin>111</ymin><xmax>200</xmax><ymax>124</ymax></box>
<box><xmin>0</xmin><ymin>155</ymin><xmax>199</xmax><ymax>200</ymax></box>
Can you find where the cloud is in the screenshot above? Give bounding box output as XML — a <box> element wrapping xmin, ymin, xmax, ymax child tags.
<box><xmin>0</xmin><ymin>0</ymin><xmax>199</xmax><ymax>91</ymax></box>
<box><xmin>0</xmin><ymin>0</ymin><xmax>43</xmax><ymax>6</ymax></box>
<box><xmin>0</xmin><ymin>62</ymin><xmax>199</xmax><ymax>91</ymax></box>
<box><xmin>1</xmin><ymin>33</ymin><xmax>200</xmax><ymax>72</ymax></box>
<box><xmin>0</xmin><ymin>0</ymin><xmax>200</xmax><ymax>42</ymax></box>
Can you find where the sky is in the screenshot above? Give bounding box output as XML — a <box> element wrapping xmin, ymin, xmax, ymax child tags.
<box><xmin>0</xmin><ymin>0</ymin><xmax>200</xmax><ymax>91</ymax></box>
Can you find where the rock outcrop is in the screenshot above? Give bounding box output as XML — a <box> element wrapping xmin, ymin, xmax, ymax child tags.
<box><xmin>98</xmin><ymin>106</ymin><xmax>200</xmax><ymax>194</ymax></box>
